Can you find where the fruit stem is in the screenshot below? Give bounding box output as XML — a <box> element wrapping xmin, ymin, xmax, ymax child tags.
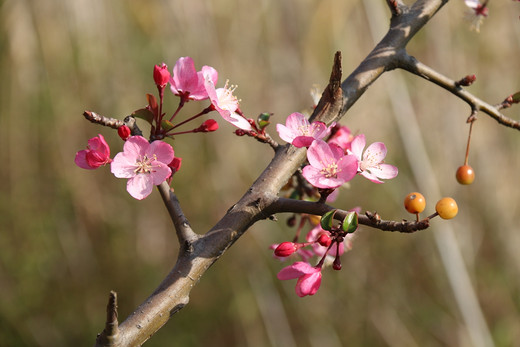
<box><xmin>426</xmin><ymin>212</ymin><xmax>439</xmax><ymax>220</ymax></box>
<box><xmin>464</xmin><ymin>117</ymin><xmax>475</xmax><ymax>166</ymax></box>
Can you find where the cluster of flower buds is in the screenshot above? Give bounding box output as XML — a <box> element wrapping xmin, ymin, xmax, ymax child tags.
<box><xmin>274</xmin><ymin>210</ymin><xmax>358</xmax><ymax>297</ymax></box>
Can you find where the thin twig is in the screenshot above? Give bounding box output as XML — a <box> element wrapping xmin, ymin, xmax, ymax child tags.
<box><xmin>398</xmin><ymin>53</ymin><xmax>520</xmax><ymax>130</ymax></box>
<box><xmin>156</xmin><ymin>182</ymin><xmax>198</xmax><ymax>245</ymax></box>
<box><xmin>268</xmin><ymin>198</ymin><xmax>430</xmax><ymax>233</ymax></box>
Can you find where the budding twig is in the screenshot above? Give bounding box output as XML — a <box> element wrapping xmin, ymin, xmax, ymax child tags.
<box><xmin>398</xmin><ymin>54</ymin><xmax>520</xmax><ymax>131</ymax></box>
<box><xmin>269</xmin><ymin>198</ymin><xmax>431</xmax><ymax>233</ymax></box>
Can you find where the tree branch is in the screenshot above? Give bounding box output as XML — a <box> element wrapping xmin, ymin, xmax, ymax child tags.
<box><xmin>398</xmin><ymin>53</ymin><xmax>520</xmax><ymax>130</ymax></box>
<box><xmin>267</xmin><ymin>198</ymin><xmax>430</xmax><ymax>233</ymax></box>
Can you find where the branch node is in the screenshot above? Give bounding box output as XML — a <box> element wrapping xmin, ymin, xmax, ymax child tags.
<box><xmin>95</xmin><ymin>291</ymin><xmax>120</xmax><ymax>346</ymax></box>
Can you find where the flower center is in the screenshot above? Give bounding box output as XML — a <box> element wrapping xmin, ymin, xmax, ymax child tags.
<box><xmin>216</xmin><ymin>80</ymin><xmax>239</xmax><ymax>112</ymax></box>
<box><xmin>134</xmin><ymin>154</ymin><xmax>156</xmax><ymax>174</ymax></box>
<box><xmin>320</xmin><ymin>163</ymin><xmax>339</xmax><ymax>178</ymax></box>
<box><xmin>298</xmin><ymin>124</ymin><xmax>311</xmax><ymax>136</ymax></box>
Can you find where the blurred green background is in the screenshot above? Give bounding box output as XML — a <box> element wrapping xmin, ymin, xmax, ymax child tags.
<box><xmin>1</xmin><ymin>0</ymin><xmax>520</xmax><ymax>346</ymax></box>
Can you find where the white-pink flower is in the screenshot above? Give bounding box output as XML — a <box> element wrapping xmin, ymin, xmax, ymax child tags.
<box><xmin>75</xmin><ymin>134</ymin><xmax>112</xmax><ymax>170</ymax></box>
<box><xmin>302</xmin><ymin>140</ymin><xmax>358</xmax><ymax>189</ymax></box>
<box><xmin>204</xmin><ymin>75</ymin><xmax>252</xmax><ymax>131</ymax></box>
<box><xmin>276</xmin><ymin>112</ymin><xmax>331</xmax><ymax>148</ymax></box>
<box><xmin>277</xmin><ymin>261</ymin><xmax>322</xmax><ymax>297</ymax></box>
<box><xmin>170</xmin><ymin>57</ymin><xmax>218</xmax><ymax>101</ymax></box>
<box><xmin>111</xmin><ymin>136</ymin><xmax>175</xmax><ymax>200</ymax></box>
<box><xmin>349</xmin><ymin>134</ymin><xmax>398</xmax><ymax>184</ymax></box>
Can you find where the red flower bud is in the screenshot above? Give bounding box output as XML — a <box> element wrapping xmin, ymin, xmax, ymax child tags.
<box><xmin>153</xmin><ymin>63</ymin><xmax>171</xmax><ymax>88</ymax></box>
<box><xmin>274</xmin><ymin>242</ymin><xmax>297</xmax><ymax>257</ymax></box>
<box><xmin>317</xmin><ymin>234</ymin><xmax>332</xmax><ymax>247</ymax></box>
<box><xmin>117</xmin><ymin>125</ymin><xmax>131</xmax><ymax>140</ymax></box>
<box><xmin>168</xmin><ymin>157</ymin><xmax>182</xmax><ymax>174</ymax></box>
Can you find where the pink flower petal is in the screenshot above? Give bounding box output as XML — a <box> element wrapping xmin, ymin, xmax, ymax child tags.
<box><xmin>148</xmin><ymin>140</ymin><xmax>175</xmax><ymax>164</ymax></box>
<box><xmin>306</xmin><ymin>140</ymin><xmax>332</xmax><ymax>169</ymax></box>
<box><xmin>150</xmin><ymin>162</ymin><xmax>172</xmax><ymax>185</ymax></box>
<box><xmin>277</xmin><ymin>261</ymin><xmax>316</xmax><ymax>280</ymax></box>
<box><xmin>75</xmin><ymin>150</ymin><xmax>94</xmax><ymax>170</ymax></box>
<box><xmin>363</xmin><ymin>142</ymin><xmax>387</xmax><ymax>163</ymax></box>
<box><xmin>126</xmin><ymin>174</ymin><xmax>154</xmax><ymax>200</ymax></box>
<box><xmin>349</xmin><ymin>134</ymin><xmax>365</xmax><ymax>160</ymax></box>
<box><xmin>295</xmin><ymin>271</ymin><xmax>321</xmax><ymax>297</ymax></box>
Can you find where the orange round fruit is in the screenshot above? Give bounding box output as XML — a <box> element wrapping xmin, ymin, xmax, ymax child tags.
<box><xmin>456</xmin><ymin>165</ymin><xmax>475</xmax><ymax>185</ymax></box>
<box><xmin>404</xmin><ymin>192</ymin><xmax>426</xmax><ymax>214</ymax></box>
<box><xmin>435</xmin><ymin>197</ymin><xmax>458</xmax><ymax>219</ymax></box>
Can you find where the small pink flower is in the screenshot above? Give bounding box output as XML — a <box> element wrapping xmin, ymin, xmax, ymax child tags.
<box><xmin>75</xmin><ymin>134</ymin><xmax>112</xmax><ymax>170</ymax></box>
<box><xmin>204</xmin><ymin>75</ymin><xmax>252</xmax><ymax>131</ymax></box>
<box><xmin>277</xmin><ymin>261</ymin><xmax>322</xmax><ymax>297</ymax></box>
<box><xmin>153</xmin><ymin>63</ymin><xmax>171</xmax><ymax>88</ymax></box>
<box><xmin>302</xmin><ymin>140</ymin><xmax>358</xmax><ymax>189</ymax></box>
<box><xmin>276</xmin><ymin>112</ymin><xmax>331</xmax><ymax>148</ymax></box>
<box><xmin>349</xmin><ymin>134</ymin><xmax>398</xmax><ymax>184</ymax></box>
<box><xmin>170</xmin><ymin>57</ymin><xmax>218</xmax><ymax>101</ymax></box>
<box><xmin>464</xmin><ymin>0</ymin><xmax>488</xmax><ymax>32</ymax></box>
<box><xmin>111</xmin><ymin>136</ymin><xmax>175</xmax><ymax>200</ymax></box>
<box><xmin>328</xmin><ymin>125</ymin><xmax>354</xmax><ymax>152</ymax></box>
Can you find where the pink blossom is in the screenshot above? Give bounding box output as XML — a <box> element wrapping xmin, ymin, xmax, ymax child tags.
<box><xmin>153</xmin><ymin>63</ymin><xmax>171</xmax><ymax>88</ymax></box>
<box><xmin>111</xmin><ymin>136</ymin><xmax>175</xmax><ymax>200</ymax></box>
<box><xmin>277</xmin><ymin>261</ymin><xmax>322</xmax><ymax>297</ymax></box>
<box><xmin>276</xmin><ymin>112</ymin><xmax>331</xmax><ymax>147</ymax></box>
<box><xmin>170</xmin><ymin>57</ymin><xmax>218</xmax><ymax>101</ymax></box>
<box><xmin>464</xmin><ymin>0</ymin><xmax>488</xmax><ymax>32</ymax></box>
<box><xmin>204</xmin><ymin>75</ymin><xmax>252</xmax><ymax>131</ymax></box>
<box><xmin>328</xmin><ymin>125</ymin><xmax>354</xmax><ymax>152</ymax></box>
<box><xmin>75</xmin><ymin>134</ymin><xmax>112</xmax><ymax>170</ymax></box>
<box><xmin>349</xmin><ymin>134</ymin><xmax>398</xmax><ymax>184</ymax></box>
<box><xmin>302</xmin><ymin>140</ymin><xmax>358</xmax><ymax>189</ymax></box>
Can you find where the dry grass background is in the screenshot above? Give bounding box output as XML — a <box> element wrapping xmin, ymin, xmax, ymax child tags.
<box><xmin>1</xmin><ymin>0</ymin><xmax>520</xmax><ymax>346</ymax></box>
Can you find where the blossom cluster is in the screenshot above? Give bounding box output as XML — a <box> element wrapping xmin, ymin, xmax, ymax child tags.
<box><xmin>75</xmin><ymin>56</ymin><xmax>253</xmax><ymax>200</ymax></box>
<box><xmin>273</xmin><ymin>112</ymin><xmax>398</xmax><ymax>297</ymax></box>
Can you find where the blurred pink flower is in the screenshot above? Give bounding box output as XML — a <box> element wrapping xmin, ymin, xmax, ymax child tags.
<box><xmin>75</xmin><ymin>134</ymin><xmax>112</xmax><ymax>170</ymax></box>
<box><xmin>204</xmin><ymin>76</ymin><xmax>252</xmax><ymax>131</ymax></box>
<box><xmin>170</xmin><ymin>57</ymin><xmax>217</xmax><ymax>101</ymax></box>
<box><xmin>277</xmin><ymin>261</ymin><xmax>322</xmax><ymax>297</ymax></box>
<box><xmin>302</xmin><ymin>140</ymin><xmax>358</xmax><ymax>189</ymax></box>
<box><xmin>328</xmin><ymin>125</ymin><xmax>354</xmax><ymax>152</ymax></box>
<box><xmin>111</xmin><ymin>136</ymin><xmax>174</xmax><ymax>200</ymax></box>
<box><xmin>276</xmin><ymin>112</ymin><xmax>331</xmax><ymax>147</ymax></box>
<box><xmin>349</xmin><ymin>134</ymin><xmax>398</xmax><ymax>184</ymax></box>
<box><xmin>464</xmin><ymin>0</ymin><xmax>488</xmax><ymax>32</ymax></box>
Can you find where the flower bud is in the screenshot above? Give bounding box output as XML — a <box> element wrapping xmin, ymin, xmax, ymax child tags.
<box><xmin>196</xmin><ymin>119</ymin><xmax>219</xmax><ymax>133</ymax></box>
<box><xmin>317</xmin><ymin>234</ymin><xmax>332</xmax><ymax>247</ymax></box>
<box><xmin>117</xmin><ymin>125</ymin><xmax>131</xmax><ymax>140</ymax></box>
<box><xmin>153</xmin><ymin>63</ymin><xmax>170</xmax><ymax>88</ymax></box>
<box><xmin>333</xmin><ymin>256</ymin><xmax>342</xmax><ymax>271</ymax></box>
<box><xmin>274</xmin><ymin>242</ymin><xmax>297</xmax><ymax>257</ymax></box>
